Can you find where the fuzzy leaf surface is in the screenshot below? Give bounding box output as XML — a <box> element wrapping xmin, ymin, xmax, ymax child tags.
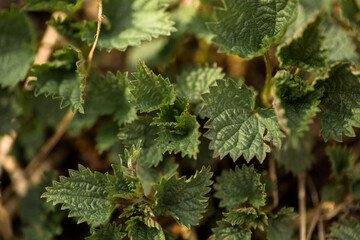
<box><xmin>277</xmin><ymin>12</ymin><xmax>327</xmax><ymax>72</ymax></box>
<box><xmin>29</xmin><ymin>45</ymin><xmax>85</xmax><ymax>113</ymax></box>
<box><xmin>315</xmin><ymin>62</ymin><xmax>360</xmax><ymax>141</ymax></box>
<box><xmin>176</xmin><ymin>65</ymin><xmax>225</xmax><ymax>104</ymax></box>
<box><xmin>326</xmin><ymin>145</ymin><xmax>354</xmax><ymax>181</ymax></box>
<box><xmin>85</xmin><ymin>72</ymin><xmax>136</xmax><ymax>125</ymax></box>
<box><xmin>208</xmin><ymin>0</ymin><xmax>298</xmax><ymax>59</ymax></box>
<box><xmin>107</xmin><ymin>164</ymin><xmax>140</xmax><ymax>199</ymax></box>
<box><xmin>0</xmin><ymin>7</ymin><xmax>35</xmax><ymax>88</ymax></box>
<box><xmin>267</xmin><ymin>207</ymin><xmax>298</xmax><ymax>240</ymax></box>
<box><xmin>154</xmin><ymin>166</ymin><xmax>213</xmax><ymax>228</ymax></box>
<box><xmin>42</xmin><ymin>165</ymin><xmax>114</xmax><ymax>226</ymax></box>
<box><xmin>81</xmin><ymin>0</ymin><xmax>175</xmax><ymax>51</ymax></box>
<box><xmin>126</xmin><ymin>216</ymin><xmax>165</xmax><ymax>240</ymax></box>
<box><xmin>224</xmin><ymin>208</ymin><xmax>268</xmax><ymax>230</ymax></box>
<box><xmin>202</xmin><ymin>79</ymin><xmax>284</xmax><ymax>162</ymax></box>
<box><xmin>330</xmin><ymin>217</ymin><xmax>360</xmax><ymax>240</ymax></box>
<box><xmin>130</xmin><ymin>62</ymin><xmax>176</xmax><ymax>113</ymax></box>
<box><xmin>24</xmin><ymin>0</ymin><xmax>82</xmax><ymax>13</ymax></box>
<box><xmin>214</xmin><ymin>165</ymin><xmax>266</xmax><ymax>210</ymax></box>
<box><xmin>273</xmin><ymin>71</ymin><xmax>321</xmax><ymax>139</ymax></box>
<box><xmin>119</xmin><ymin>116</ymin><xmax>162</xmax><ymax>167</ymax></box>
<box><xmin>86</xmin><ymin>224</ymin><xmax>126</xmax><ymax>240</ymax></box>
<box><xmin>211</xmin><ymin>221</ymin><xmax>251</xmax><ymax>240</ymax></box>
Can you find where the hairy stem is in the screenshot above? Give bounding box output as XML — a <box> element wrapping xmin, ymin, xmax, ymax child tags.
<box><xmin>298</xmin><ymin>173</ymin><xmax>306</xmax><ymax>240</ymax></box>
<box><xmin>261</xmin><ymin>51</ymin><xmax>273</xmax><ymax>107</ymax></box>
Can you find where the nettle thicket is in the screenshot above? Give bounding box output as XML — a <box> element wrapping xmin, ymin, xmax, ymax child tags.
<box><xmin>1</xmin><ymin>0</ymin><xmax>360</xmax><ymax>239</ymax></box>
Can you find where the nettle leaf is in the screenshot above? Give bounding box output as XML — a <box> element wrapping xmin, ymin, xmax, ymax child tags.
<box><xmin>0</xmin><ymin>88</ymin><xmax>22</xmax><ymax>135</ymax></box>
<box><xmin>201</xmin><ymin>79</ymin><xmax>284</xmax><ymax>162</ymax></box>
<box><xmin>23</xmin><ymin>0</ymin><xmax>82</xmax><ymax>13</ymax></box>
<box><xmin>267</xmin><ymin>207</ymin><xmax>298</xmax><ymax>240</ymax></box>
<box><xmin>208</xmin><ymin>0</ymin><xmax>298</xmax><ymax>59</ymax></box>
<box><xmin>126</xmin><ymin>216</ymin><xmax>165</xmax><ymax>240</ymax></box>
<box><xmin>273</xmin><ymin>71</ymin><xmax>321</xmax><ymax>139</ymax></box>
<box><xmin>107</xmin><ymin>164</ymin><xmax>140</xmax><ymax>199</ymax></box>
<box><xmin>119</xmin><ymin>116</ymin><xmax>163</xmax><ymax>167</ymax></box>
<box><xmin>81</xmin><ymin>0</ymin><xmax>175</xmax><ymax>52</ymax></box>
<box><xmin>152</xmin><ymin>98</ymin><xmax>188</xmax><ymax>128</ymax></box>
<box><xmin>324</xmin><ymin>24</ymin><xmax>358</xmax><ymax>64</ymax></box>
<box><xmin>130</xmin><ymin>61</ymin><xmax>176</xmax><ymax>113</ymax></box>
<box><xmin>214</xmin><ymin>165</ymin><xmax>266</xmax><ymax>210</ymax></box>
<box><xmin>211</xmin><ymin>221</ymin><xmax>251</xmax><ymax>240</ymax></box>
<box><xmin>224</xmin><ymin>208</ymin><xmax>268</xmax><ymax>230</ymax></box>
<box><xmin>274</xmin><ymin>133</ymin><xmax>314</xmax><ymax>174</ymax></box>
<box><xmin>42</xmin><ymin>165</ymin><xmax>115</xmax><ymax>226</ymax></box>
<box><xmin>340</xmin><ymin>0</ymin><xmax>360</xmax><ymax>36</ymax></box>
<box><xmin>85</xmin><ymin>72</ymin><xmax>136</xmax><ymax>125</ymax></box>
<box><xmin>29</xmin><ymin>45</ymin><xmax>85</xmax><ymax>113</ymax></box>
<box><xmin>86</xmin><ymin>223</ymin><xmax>126</xmax><ymax>240</ymax></box>
<box><xmin>315</xmin><ymin>62</ymin><xmax>360</xmax><ymax>142</ymax></box>
<box><xmin>326</xmin><ymin>145</ymin><xmax>354</xmax><ymax>181</ymax></box>
<box><xmin>154</xmin><ymin>166</ymin><xmax>213</xmax><ymax>228</ymax></box>
<box><xmin>137</xmin><ymin>157</ymin><xmax>178</xmax><ymax>195</ymax></box>
<box><xmin>321</xmin><ymin>181</ymin><xmax>345</xmax><ymax>203</ymax></box>
<box><xmin>330</xmin><ymin>217</ymin><xmax>360</xmax><ymax>240</ymax></box>
<box><xmin>95</xmin><ymin>119</ymin><xmax>119</xmax><ymax>153</ymax></box>
<box><xmin>277</xmin><ymin>12</ymin><xmax>327</xmax><ymax>72</ymax></box>
<box><xmin>156</xmin><ymin>110</ymin><xmax>201</xmax><ymax>159</ymax></box>
<box><xmin>175</xmin><ymin>65</ymin><xmax>225</xmax><ymax>104</ymax></box>
<box><xmin>0</xmin><ymin>6</ymin><xmax>35</xmax><ymax>88</ymax></box>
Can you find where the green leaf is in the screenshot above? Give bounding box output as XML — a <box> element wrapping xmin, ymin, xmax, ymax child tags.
<box><xmin>119</xmin><ymin>116</ymin><xmax>163</xmax><ymax>167</ymax></box>
<box><xmin>214</xmin><ymin>165</ymin><xmax>266</xmax><ymax>210</ymax></box>
<box><xmin>277</xmin><ymin>12</ymin><xmax>327</xmax><ymax>72</ymax></box>
<box><xmin>207</xmin><ymin>0</ymin><xmax>298</xmax><ymax>59</ymax></box>
<box><xmin>81</xmin><ymin>0</ymin><xmax>175</xmax><ymax>52</ymax></box>
<box><xmin>211</xmin><ymin>221</ymin><xmax>251</xmax><ymax>240</ymax></box>
<box><xmin>321</xmin><ymin>181</ymin><xmax>345</xmax><ymax>203</ymax></box>
<box><xmin>107</xmin><ymin>164</ymin><xmax>140</xmax><ymax>199</ymax></box>
<box><xmin>0</xmin><ymin>6</ymin><xmax>35</xmax><ymax>88</ymax></box>
<box><xmin>41</xmin><ymin>165</ymin><xmax>115</xmax><ymax>226</ymax></box>
<box><xmin>0</xmin><ymin>88</ymin><xmax>22</xmax><ymax>135</ymax></box>
<box><xmin>130</xmin><ymin>61</ymin><xmax>176</xmax><ymax>113</ymax></box>
<box><xmin>29</xmin><ymin>45</ymin><xmax>85</xmax><ymax>113</ymax></box>
<box><xmin>86</xmin><ymin>223</ymin><xmax>126</xmax><ymax>240</ymax></box>
<box><xmin>330</xmin><ymin>217</ymin><xmax>360</xmax><ymax>240</ymax></box>
<box><xmin>274</xmin><ymin>133</ymin><xmax>314</xmax><ymax>174</ymax></box>
<box><xmin>24</xmin><ymin>0</ymin><xmax>82</xmax><ymax>13</ymax></box>
<box><xmin>340</xmin><ymin>0</ymin><xmax>360</xmax><ymax>37</ymax></box>
<box><xmin>324</xmin><ymin>24</ymin><xmax>358</xmax><ymax>64</ymax></box>
<box><xmin>267</xmin><ymin>207</ymin><xmax>298</xmax><ymax>240</ymax></box>
<box><xmin>175</xmin><ymin>65</ymin><xmax>225</xmax><ymax>104</ymax></box>
<box><xmin>224</xmin><ymin>208</ymin><xmax>268</xmax><ymax>230</ymax></box>
<box><xmin>201</xmin><ymin>79</ymin><xmax>284</xmax><ymax>162</ymax></box>
<box><xmin>137</xmin><ymin>157</ymin><xmax>178</xmax><ymax>195</ymax></box>
<box><xmin>351</xmin><ymin>178</ymin><xmax>360</xmax><ymax>199</ymax></box>
<box><xmin>85</xmin><ymin>71</ymin><xmax>137</xmax><ymax>125</ymax></box>
<box><xmin>95</xmin><ymin>119</ymin><xmax>119</xmax><ymax>153</ymax></box>
<box><xmin>273</xmin><ymin>71</ymin><xmax>321</xmax><ymax>139</ymax></box>
<box><xmin>315</xmin><ymin>62</ymin><xmax>360</xmax><ymax>142</ymax></box>
<box><xmin>154</xmin><ymin>166</ymin><xmax>213</xmax><ymax>228</ymax></box>
<box><xmin>156</xmin><ymin>111</ymin><xmax>201</xmax><ymax>159</ymax></box>
<box><xmin>152</xmin><ymin>98</ymin><xmax>188</xmax><ymax>128</ymax></box>
<box><xmin>326</xmin><ymin>145</ymin><xmax>354</xmax><ymax>181</ymax></box>
<box><xmin>126</xmin><ymin>216</ymin><xmax>165</xmax><ymax>240</ymax></box>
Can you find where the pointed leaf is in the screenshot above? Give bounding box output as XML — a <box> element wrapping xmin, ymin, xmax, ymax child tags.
<box><xmin>330</xmin><ymin>217</ymin><xmax>360</xmax><ymax>240</ymax></box>
<box><xmin>108</xmin><ymin>164</ymin><xmax>141</xmax><ymax>199</ymax></box>
<box><xmin>315</xmin><ymin>62</ymin><xmax>360</xmax><ymax>141</ymax></box>
<box><xmin>202</xmin><ymin>79</ymin><xmax>284</xmax><ymax>162</ymax></box>
<box><xmin>86</xmin><ymin>223</ymin><xmax>126</xmax><ymax>240</ymax></box>
<box><xmin>0</xmin><ymin>6</ymin><xmax>35</xmax><ymax>88</ymax></box>
<box><xmin>267</xmin><ymin>207</ymin><xmax>298</xmax><ymax>240</ymax></box>
<box><xmin>326</xmin><ymin>145</ymin><xmax>354</xmax><ymax>181</ymax></box>
<box><xmin>81</xmin><ymin>0</ymin><xmax>175</xmax><ymax>52</ymax></box>
<box><xmin>130</xmin><ymin>61</ymin><xmax>176</xmax><ymax>113</ymax></box>
<box><xmin>126</xmin><ymin>216</ymin><xmax>165</xmax><ymax>240</ymax></box>
<box><xmin>340</xmin><ymin>0</ymin><xmax>360</xmax><ymax>37</ymax></box>
<box><xmin>224</xmin><ymin>208</ymin><xmax>268</xmax><ymax>230</ymax></box>
<box><xmin>41</xmin><ymin>165</ymin><xmax>115</xmax><ymax>226</ymax></box>
<box><xmin>214</xmin><ymin>165</ymin><xmax>266</xmax><ymax>210</ymax></box>
<box><xmin>277</xmin><ymin>12</ymin><xmax>327</xmax><ymax>72</ymax></box>
<box><xmin>175</xmin><ymin>65</ymin><xmax>225</xmax><ymax>104</ymax></box>
<box><xmin>211</xmin><ymin>221</ymin><xmax>251</xmax><ymax>240</ymax></box>
<box><xmin>154</xmin><ymin>166</ymin><xmax>213</xmax><ymax>228</ymax></box>
<box><xmin>208</xmin><ymin>0</ymin><xmax>298</xmax><ymax>59</ymax></box>
<box><xmin>29</xmin><ymin>45</ymin><xmax>85</xmax><ymax>113</ymax></box>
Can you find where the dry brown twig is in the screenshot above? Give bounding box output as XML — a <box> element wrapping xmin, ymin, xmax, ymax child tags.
<box><xmin>298</xmin><ymin>173</ymin><xmax>306</xmax><ymax>240</ymax></box>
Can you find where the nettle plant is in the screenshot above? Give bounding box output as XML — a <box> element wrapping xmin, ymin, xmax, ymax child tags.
<box><xmin>1</xmin><ymin>0</ymin><xmax>360</xmax><ymax>239</ymax></box>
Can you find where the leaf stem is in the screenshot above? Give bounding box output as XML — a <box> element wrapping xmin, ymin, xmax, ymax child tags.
<box><xmin>298</xmin><ymin>173</ymin><xmax>306</xmax><ymax>240</ymax></box>
<box><xmin>261</xmin><ymin>51</ymin><xmax>273</xmax><ymax>107</ymax></box>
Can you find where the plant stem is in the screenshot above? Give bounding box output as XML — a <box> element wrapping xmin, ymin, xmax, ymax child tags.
<box><xmin>269</xmin><ymin>157</ymin><xmax>279</xmax><ymax>209</ymax></box>
<box><xmin>261</xmin><ymin>51</ymin><xmax>273</xmax><ymax>107</ymax></box>
<box><xmin>81</xmin><ymin>0</ymin><xmax>103</xmax><ymax>99</ymax></box>
<box><xmin>298</xmin><ymin>173</ymin><xmax>306</xmax><ymax>240</ymax></box>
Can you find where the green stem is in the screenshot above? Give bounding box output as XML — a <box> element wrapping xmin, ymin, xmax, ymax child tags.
<box><xmin>261</xmin><ymin>51</ymin><xmax>273</xmax><ymax>107</ymax></box>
